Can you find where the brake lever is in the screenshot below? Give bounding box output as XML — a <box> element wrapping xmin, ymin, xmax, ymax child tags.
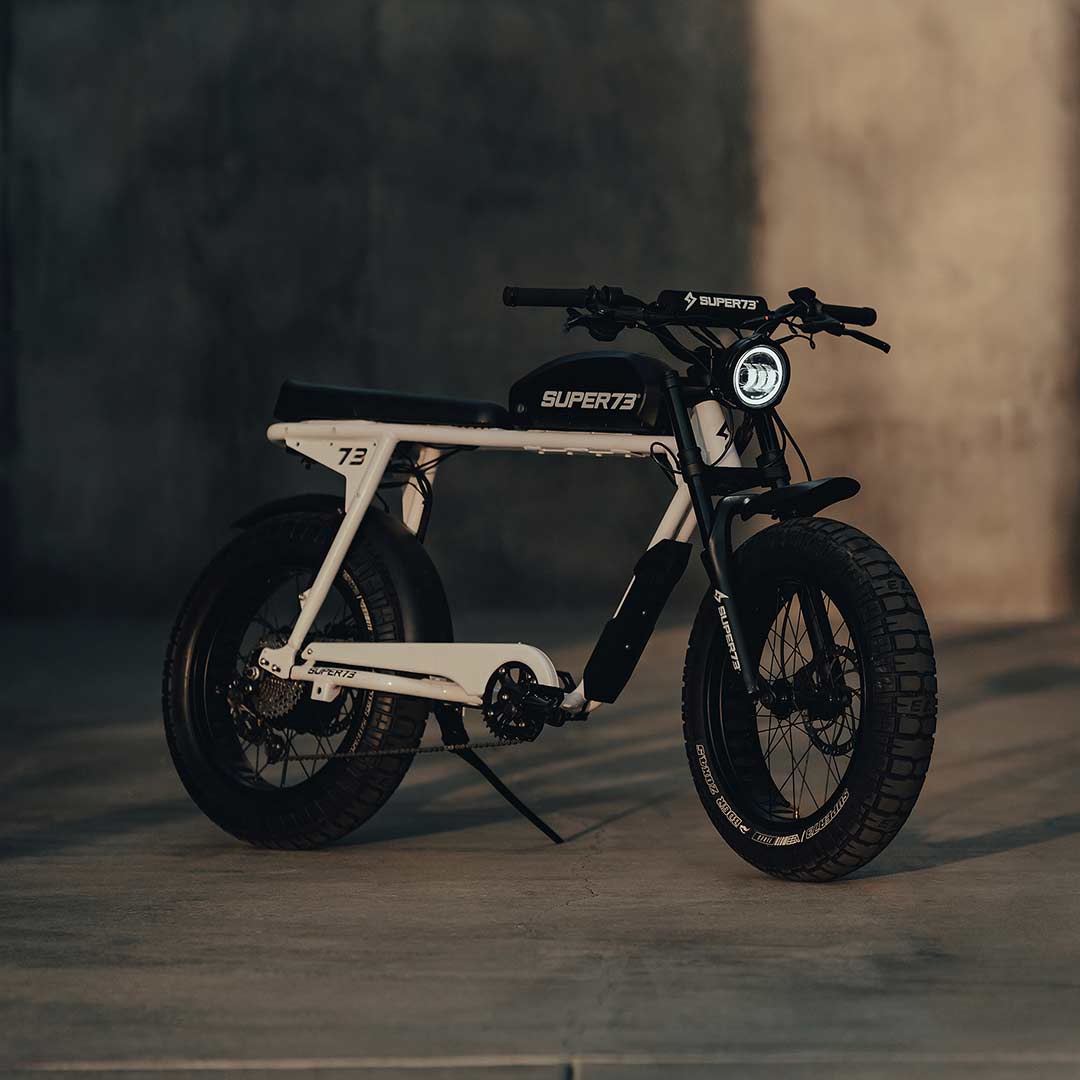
<box><xmin>843</xmin><ymin>328</ymin><xmax>891</xmax><ymax>353</ymax></box>
<box><xmin>563</xmin><ymin>307</ymin><xmax>624</xmax><ymax>342</ymax></box>
<box><xmin>563</xmin><ymin>308</ymin><xmax>587</xmax><ymax>332</ymax></box>
<box><xmin>798</xmin><ymin>313</ymin><xmax>845</xmax><ymax>336</ymax></box>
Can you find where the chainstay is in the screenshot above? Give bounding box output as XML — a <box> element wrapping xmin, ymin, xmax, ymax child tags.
<box><xmin>288</xmin><ymin>738</ymin><xmax>528</xmax><ymax>763</ymax></box>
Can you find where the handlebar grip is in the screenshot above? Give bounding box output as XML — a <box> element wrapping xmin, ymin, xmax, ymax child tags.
<box><xmin>822</xmin><ymin>303</ymin><xmax>877</xmax><ymax>327</ymax></box>
<box><xmin>503</xmin><ymin>286</ymin><xmax>591</xmax><ymax>308</ymax></box>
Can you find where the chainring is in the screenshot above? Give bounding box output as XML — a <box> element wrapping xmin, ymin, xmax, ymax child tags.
<box><xmin>483</xmin><ymin>662</ymin><xmax>545</xmax><ymax>742</ymax></box>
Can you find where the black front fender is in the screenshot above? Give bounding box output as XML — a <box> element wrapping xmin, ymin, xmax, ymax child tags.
<box><xmin>736</xmin><ymin>476</ymin><xmax>859</xmax><ymax>522</ymax></box>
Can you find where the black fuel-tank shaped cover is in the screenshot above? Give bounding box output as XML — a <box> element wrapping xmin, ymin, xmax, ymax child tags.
<box><xmin>509</xmin><ymin>351</ymin><xmax>673</xmax><ymax>434</ymax></box>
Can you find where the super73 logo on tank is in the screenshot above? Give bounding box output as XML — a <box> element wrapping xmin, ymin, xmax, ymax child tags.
<box><xmin>539</xmin><ymin>390</ymin><xmax>639</xmax><ymax>410</ymax></box>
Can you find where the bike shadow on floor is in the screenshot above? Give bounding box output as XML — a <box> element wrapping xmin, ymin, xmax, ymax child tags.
<box><xmin>8</xmin><ymin>628</ymin><xmax>1078</xmax><ymax>865</ymax></box>
<box><xmin>859</xmin><ymin>654</ymin><xmax>1080</xmax><ymax>879</ymax></box>
<box><xmin>0</xmin><ymin>717</ymin><xmax>687</xmax><ymax>859</ymax></box>
<box><xmin>346</xmin><ymin>783</ymin><xmax>683</xmax><ymax>849</ymax></box>
<box><xmin>343</xmin><ymin>733</ymin><xmax>688</xmax><ymax>848</ymax></box>
<box><xmin>860</xmin><ymin>811</ymin><xmax>1080</xmax><ymax>879</ymax></box>
<box><xmin>0</xmin><ymin>796</ymin><xmax>202</xmax><ymax>861</ymax></box>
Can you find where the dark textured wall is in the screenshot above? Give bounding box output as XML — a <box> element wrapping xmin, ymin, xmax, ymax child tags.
<box><xmin>0</xmin><ymin>1</ymin><xmax>13</xmax><ymax>608</ymax></box>
<box><xmin>3</xmin><ymin>0</ymin><xmax>752</xmax><ymax>615</ymax></box>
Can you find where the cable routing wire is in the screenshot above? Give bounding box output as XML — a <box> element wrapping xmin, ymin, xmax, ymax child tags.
<box><xmin>774</xmin><ymin>410</ymin><xmax>812</xmax><ymax>481</ymax></box>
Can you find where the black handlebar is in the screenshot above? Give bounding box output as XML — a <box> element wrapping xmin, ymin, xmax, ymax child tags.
<box><xmin>503</xmin><ymin>286</ymin><xmax>592</xmax><ymax>308</ymax></box>
<box><xmin>503</xmin><ymin>282</ymin><xmax>889</xmax><ymax>352</ymax></box>
<box><xmin>505</xmin><ymin>284</ymin><xmax>876</xmax><ymax>328</ymax></box>
<box><xmin>821</xmin><ymin>303</ymin><xmax>877</xmax><ymax>327</ymax></box>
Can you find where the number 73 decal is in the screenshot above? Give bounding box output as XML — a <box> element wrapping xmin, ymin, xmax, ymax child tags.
<box><xmin>336</xmin><ymin>447</ymin><xmax>368</xmax><ymax>466</ymax></box>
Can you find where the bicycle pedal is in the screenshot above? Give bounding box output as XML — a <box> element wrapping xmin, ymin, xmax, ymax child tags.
<box><xmin>519</xmin><ymin>683</ymin><xmax>565</xmax><ymax>726</ymax></box>
<box><xmin>546</xmin><ymin>670</ymin><xmax>588</xmax><ymax>726</ymax></box>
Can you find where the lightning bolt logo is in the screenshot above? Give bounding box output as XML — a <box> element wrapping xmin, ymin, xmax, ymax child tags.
<box><xmin>684</xmin><ymin>291</ymin><xmax>697</xmax><ymax>311</ymax></box>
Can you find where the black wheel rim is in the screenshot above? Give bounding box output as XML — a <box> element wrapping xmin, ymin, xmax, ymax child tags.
<box><xmin>194</xmin><ymin>565</ymin><xmax>375</xmax><ymax>792</ymax></box>
<box><xmin>705</xmin><ymin>577</ymin><xmax>865</xmax><ymax>828</ymax></box>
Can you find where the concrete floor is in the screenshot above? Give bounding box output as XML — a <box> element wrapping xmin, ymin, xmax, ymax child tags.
<box><xmin>2</xmin><ymin>612</ymin><xmax>1080</xmax><ymax>1078</ymax></box>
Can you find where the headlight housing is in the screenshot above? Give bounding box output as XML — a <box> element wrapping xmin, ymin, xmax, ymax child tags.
<box><xmin>723</xmin><ymin>341</ymin><xmax>789</xmax><ymax>410</ymax></box>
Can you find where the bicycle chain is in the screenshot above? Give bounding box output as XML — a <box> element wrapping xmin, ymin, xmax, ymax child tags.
<box><xmin>228</xmin><ymin>668</ymin><xmax>533</xmax><ymax>763</ymax></box>
<box><xmin>287</xmin><ymin>737</ymin><xmax>528</xmax><ymax>763</ymax></box>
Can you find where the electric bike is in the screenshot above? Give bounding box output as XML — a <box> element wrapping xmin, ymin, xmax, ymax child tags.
<box><xmin>164</xmin><ymin>284</ymin><xmax>937</xmax><ymax>880</ymax></box>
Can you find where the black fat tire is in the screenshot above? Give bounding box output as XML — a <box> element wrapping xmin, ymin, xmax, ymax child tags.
<box><xmin>163</xmin><ymin>511</ymin><xmax>434</xmax><ymax>849</ymax></box>
<box><xmin>682</xmin><ymin>517</ymin><xmax>937</xmax><ymax>881</ymax></box>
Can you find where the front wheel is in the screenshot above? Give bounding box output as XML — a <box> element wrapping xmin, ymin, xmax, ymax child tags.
<box><xmin>683</xmin><ymin>517</ymin><xmax>937</xmax><ymax>881</ymax></box>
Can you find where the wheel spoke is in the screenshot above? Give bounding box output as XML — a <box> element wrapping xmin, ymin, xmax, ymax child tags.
<box><xmin>251</xmin><ymin>613</ymin><xmax>281</xmax><ymax>637</ymax></box>
<box><xmin>778</xmin><ymin>736</ymin><xmax>812</xmax><ymax>811</ymax></box>
<box><xmin>741</xmin><ymin>579</ymin><xmax>864</xmax><ymax>822</ymax></box>
<box><xmin>761</xmin><ymin>712</ymin><xmax>792</xmax><ymax>763</ymax></box>
<box><xmin>295</xmin><ymin>741</ymin><xmax>314</xmax><ymax>779</ymax></box>
<box><xmin>280</xmin><ymin>734</ymin><xmax>293</xmax><ymax>787</ymax></box>
<box><xmin>206</xmin><ymin>572</ymin><xmax>374</xmax><ymax>792</ymax></box>
<box><xmin>825</xmin><ymin>746</ymin><xmax>845</xmax><ymax>790</ymax></box>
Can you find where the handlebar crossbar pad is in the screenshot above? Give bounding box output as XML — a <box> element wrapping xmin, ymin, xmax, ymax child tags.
<box><xmin>654</xmin><ymin>289</ymin><xmax>768</xmax><ymax>328</ymax></box>
<box><xmin>503</xmin><ymin>286</ymin><xmax>592</xmax><ymax>308</ymax></box>
<box><xmin>822</xmin><ymin>303</ymin><xmax>877</xmax><ymax>327</ymax></box>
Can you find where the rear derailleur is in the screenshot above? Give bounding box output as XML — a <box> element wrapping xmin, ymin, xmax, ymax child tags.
<box><xmin>225</xmin><ymin>642</ymin><xmax>346</xmax><ymax>759</ymax></box>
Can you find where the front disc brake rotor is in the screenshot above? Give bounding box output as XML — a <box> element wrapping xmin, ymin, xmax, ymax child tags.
<box><xmin>795</xmin><ymin>647</ymin><xmax>858</xmax><ymax>756</ymax></box>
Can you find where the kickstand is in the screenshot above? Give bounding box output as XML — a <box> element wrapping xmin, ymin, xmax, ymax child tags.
<box><xmin>434</xmin><ymin>704</ymin><xmax>564</xmax><ymax>845</ymax></box>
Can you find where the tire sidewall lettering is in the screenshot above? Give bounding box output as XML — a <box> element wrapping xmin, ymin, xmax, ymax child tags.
<box><xmin>682</xmin><ymin>519</ymin><xmax>912</xmax><ymax>874</ymax></box>
<box><xmin>694</xmin><ymin>739</ymin><xmax>850</xmax><ymax>847</ymax></box>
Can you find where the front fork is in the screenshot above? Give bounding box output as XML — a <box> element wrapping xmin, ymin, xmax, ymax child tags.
<box><xmin>664</xmin><ymin>373</ymin><xmax>834</xmax><ymax>700</ymax></box>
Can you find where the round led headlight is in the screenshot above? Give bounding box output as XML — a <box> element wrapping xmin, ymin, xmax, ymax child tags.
<box><xmin>728</xmin><ymin>343</ymin><xmax>789</xmax><ymax>409</ymax></box>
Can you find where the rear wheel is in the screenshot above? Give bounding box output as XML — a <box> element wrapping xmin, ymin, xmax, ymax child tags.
<box><xmin>163</xmin><ymin>512</ymin><xmax>427</xmax><ymax>848</ymax></box>
<box><xmin>682</xmin><ymin>517</ymin><xmax>936</xmax><ymax>881</ymax></box>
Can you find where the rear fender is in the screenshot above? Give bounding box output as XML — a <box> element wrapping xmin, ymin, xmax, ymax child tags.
<box><xmin>232</xmin><ymin>493</ymin><xmax>342</xmax><ymax>529</ymax></box>
<box><xmin>232</xmin><ymin>496</ymin><xmax>451</xmax><ymax>643</ymax></box>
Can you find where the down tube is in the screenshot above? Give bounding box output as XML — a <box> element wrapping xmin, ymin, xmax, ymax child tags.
<box><xmin>648</xmin><ymin>482</ymin><xmax>693</xmax><ymax>547</ymax></box>
<box><xmin>566</xmin><ymin>485</ymin><xmax>695</xmax><ymax>711</ymax></box>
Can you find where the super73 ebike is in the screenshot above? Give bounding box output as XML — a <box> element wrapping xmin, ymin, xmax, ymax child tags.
<box><xmin>164</xmin><ymin>283</ymin><xmax>937</xmax><ymax>881</ymax></box>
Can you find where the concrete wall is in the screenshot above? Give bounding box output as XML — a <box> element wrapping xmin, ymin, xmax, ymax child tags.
<box><xmin>2</xmin><ymin>0</ymin><xmax>1077</xmax><ymax>622</ymax></box>
<box><xmin>752</xmin><ymin>0</ymin><xmax>1080</xmax><ymax>620</ymax></box>
<box><xmin>3</xmin><ymin>0</ymin><xmax>753</xmax><ymax>614</ymax></box>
